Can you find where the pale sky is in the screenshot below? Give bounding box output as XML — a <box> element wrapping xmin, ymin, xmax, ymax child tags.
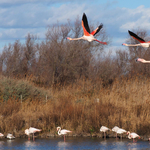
<box><xmin>0</xmin><ymin>0</ymin><xmax>150</xmax><ymax>52</ymax></box>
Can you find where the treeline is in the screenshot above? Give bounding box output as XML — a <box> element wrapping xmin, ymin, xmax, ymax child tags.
<box><xmin>0</xmin><ymin>18</ymin><xmax>150</xmax><ymax>88</ymax></box>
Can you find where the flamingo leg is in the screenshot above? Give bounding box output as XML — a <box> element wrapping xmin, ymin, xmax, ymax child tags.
<box><xmin>64</xmin><ymin>135</ymin><xmax>65</xmax><ymax>142</ymax></box>
<box><xmin>28</xmin><ymin>135</ymin><xmax>30</xmax><ymax>140</ymax></box>
<box><xmin>33</xmin><ymin>133</ymin><xmax>35</xmax><ymax>141</ymax></box>
<box><xmin>104</xmin><ymin>132</ymin><xmax>106</xmax><ymax>139</ymax></box>
<box><xmin>116</xmin><ymin>133</ymin><xmax>117</xmax><ymax>139</ymax></box>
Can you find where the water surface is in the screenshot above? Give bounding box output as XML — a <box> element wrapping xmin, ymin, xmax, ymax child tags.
<box><xmin>0</xmin><ymin>137</ymin><xmax>150</xmax><ymax>150</ymax></box>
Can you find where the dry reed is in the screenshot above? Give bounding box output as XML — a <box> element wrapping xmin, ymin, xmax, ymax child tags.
<box><xmin>0</xmin><ymin>76</ymin><xmax>150</xmax><ymax>136</ymax></box>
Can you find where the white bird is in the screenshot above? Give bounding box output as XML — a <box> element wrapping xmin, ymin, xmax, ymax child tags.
<box><xmin>127</xmin><ymin>131</ymin><xmax>140</xmax><ymax>142</ymax></box>
<box><xmin>122</xmin><ymin>30</ymin><xmax>150</xmax><ymax>48</ymax></box>
<box><xmin>112</xmin><ymin>126</ymin><xmax>120</xmax><ymax>138</ymax></box>
<box><xmin>100</xmin><ymin>126</ymin><xmax>110</xmax><ymax>139</ymax></box>
<box><xmin>7</xmin><ymin>133</ymin><xmax>15</xmax><ymax>140</ymax></box>
<box><xmin>117</xmin><ymin>128</ymin><xmax>126</xmax><ymax>139</ymax></box>
<box><xmin>136</xmin><ymin>58</ymin><xmax>150</xmax><ymax>63</ymax></box>
<box><xmin>25</xmin><ymin>127</ymin><xmax>41</xmax><ymax>141</ymax></box>
<box><xmin>67</xmin><ymin>13</ymin><xmax>107</xmax><ymax>45</ymax></box>
<box><xmin>0</xmin><ymin>133</ymin><xmax>4</xmax><ymax>137</ymax></box>
<box><xmin>57</xmin><ymin>126</ymin><xmax>72</xmax><ymax>142</ymax></box>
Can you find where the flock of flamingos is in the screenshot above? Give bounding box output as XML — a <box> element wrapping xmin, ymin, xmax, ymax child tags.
<box><xmin>67</xmin><ymin>13</ymin><xmax>150</xmax><ymax>63</ymax></box>
<box><xmin>0</xmin><ymin>126</ymin><xmax>143</xmax><ymax>142</ymax></box>
<box><xmin>0</xmin><ymin>13</ymin><xmax>149</xmax><ymax>143</ymax></box>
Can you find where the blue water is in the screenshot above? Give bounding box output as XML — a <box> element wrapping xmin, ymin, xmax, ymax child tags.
<box><xmin>0</xmin><ymin>137</ymin><xmax>150</xmax><ymax>150</ymax></box>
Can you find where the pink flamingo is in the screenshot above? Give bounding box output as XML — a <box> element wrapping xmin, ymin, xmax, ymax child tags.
<box><xmin>67</xmin><ymin>13</ymin><xmax>107</xmax><ymax>45</ymax></box>
<box><xmin>57</xmin><ymin>126</ymin><xmax>72</xmax><ymax>142</ymax></box>
<box><xmin>100</xmin><ymin>126</ymin><xmax>110</xmax><ymax>139</ymax></box>
<box><xmin>112</xmin><ymin>126</ymin><xmax>120</xmax><ymax>139</ymax></box>
<box><xmin>122</xmin><ymin>30</ymin><xmax>150</xmax><ymax>47</ymax></box>
<box><xmin>127</xmin><ymin>131</ymin><xmax>140</xmax><ymax>142</ymax></box>
<box><xmin>25</xmin><ymin>127</ymin><xmax>41</xmax><ymax>141</ymax></box>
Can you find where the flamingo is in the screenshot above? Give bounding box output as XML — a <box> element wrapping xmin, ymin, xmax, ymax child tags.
<box><xmin>122</xmin><ymin>30</ymin><xmax>150</xmax><ymax>47</ymax></box>
<box><xmin>136</xmin><ymin>58</ymin><xmax>150</xmax><ymax>63</ymax></box>
<box><xmin>0</xmin><ymin>133</ymin><xmax>4</xmax><ymax>137</ymax></box>
<box><xmin>67</xmin><ymin>13</ymin><xmax>107</xmax><ymax>45</ymax></box>
<box><xmin>100</xmin><ymin>126</ymin><xmax>110</xmax><ymax>139</ymax></box>
<box><xmin>112</xmin><ymin>126</ymin><xmax>120</xmax><ymax>139</ymax></box>
<box><xmin>7</xmin><ymin>133</ymin><xmax>15</xmax><ymax>140</ymax></box>
<box><xmin>116</xmin><ymin>128</ymin><xmax>126</xmax><ymax>139</ymax></box>
<box><xmin>127</xmin><ymin>131</ymin><xmax>140</xmax><ymax>142</ymax></box>
<box><xmin>25</xmin><ymin>127</ymin><xmax>41</xmax><ymax>141</ymax></box>
<box><xmin>57</xmin><ymin>126</ymin><xmax>72</xmax><ymax>142</ymax></box>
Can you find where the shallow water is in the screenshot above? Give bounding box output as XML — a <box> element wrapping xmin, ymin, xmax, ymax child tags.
<box><xmin>0</xmin><ymin>137</ymin><xmax>150</xmax><ymax>150</ymax></box>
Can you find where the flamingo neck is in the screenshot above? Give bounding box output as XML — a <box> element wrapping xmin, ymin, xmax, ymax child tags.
<box><xmin>58</xmin><ymin>128</ymin><xmax>61</xmax><ymax>135</ymax></box>
<box><xmin>142</xmin><ymin>60</ymin><xmax>150</xmax><ymax>63</ymax></box>
<box><xmin>69</xmin><ymin>37</ymin><xmax>83</xmax><ymax>41</ymax></box>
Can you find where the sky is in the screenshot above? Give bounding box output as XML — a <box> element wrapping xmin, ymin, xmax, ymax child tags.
<box><xmin>0</xmin><ymin>0</ymin><xmax>150</xmax><ymax>53</ymax></box>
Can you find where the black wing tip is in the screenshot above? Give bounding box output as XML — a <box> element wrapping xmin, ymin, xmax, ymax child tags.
<box><xmin>99</xmin><ymin>23</ymin><xmax>103</xmax><ymax>28</ymax></box>
<box><xmin>128</xmin><ymin>30</ymin><xmax>133</xmax><ymax>34</ymax></box>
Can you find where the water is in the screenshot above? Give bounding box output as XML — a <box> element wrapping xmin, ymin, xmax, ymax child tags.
<box><xmin>0</xmin><ymin>137</ymin><xmax>150</xmax><ymax>150</ymax></box>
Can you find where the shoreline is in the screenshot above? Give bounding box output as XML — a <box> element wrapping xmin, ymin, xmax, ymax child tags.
<box><xmin>1</xmin><ymin>132</ymin><xmax>150</xmax><ymax>141</ymax></box>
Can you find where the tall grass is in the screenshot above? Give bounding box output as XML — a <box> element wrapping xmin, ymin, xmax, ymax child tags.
<box><xmin>0</xmin><ymin>76</ymin><xmax>150</xmax><ymax>136</ymax></box>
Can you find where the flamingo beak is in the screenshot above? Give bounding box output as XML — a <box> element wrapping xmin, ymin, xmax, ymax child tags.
<box><xmin>136</xmin><ymin>58</ymin><xmax>139</xmax><ymax>62</ymax></box>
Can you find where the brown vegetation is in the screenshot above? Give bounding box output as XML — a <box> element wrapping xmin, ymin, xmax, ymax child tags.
<box><xmin>0</xmin><ymin>18</ymin><xmax>150</xmax><ymax>137</ymax></box>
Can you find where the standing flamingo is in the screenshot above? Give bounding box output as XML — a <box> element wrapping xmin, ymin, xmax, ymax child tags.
<box><xmin>67</xmin><ymin>13</ymin><xmax>107</xmax><ymax>45</ymax></box>
<box><xmin>57</xmin><ymin>126</ymin><xmax>72</xmax><ymax>142</ymax></box>
<box><xmin>127</xmin><ymin>131</ymin><xmax>140</xmax><ymax>142</ymax></box>
<box><xmin>112</xmin><ymin>126</ymin><xmax>120</xmax><ymax>139</ymax></box>
<box><xmin>136</xmin><ymin>58</ymin><xmax>150</xmax><ymax>63</ymax></box>
<box><xmin>122</xmin><ymin>30</ymin><xmax>150</xmax><ymax>47</ymax></box>
<box><xmin>100</xmin><ymin>126</ymin><xmax>110</xmax><ymax>139</ymax></box>
<box><xmin>25</xmin><ymin>127</ymin><xmax>41</xmax><ymax>141</ymax></box>
<box><xmin>0</xmin><ymin>133</ymin><xmax>4</xmax><ymax>137</ymax></box>
<box><xmin>116</xmin><ymin>128</ymin><xmax>126</xmax><ymax>139</ymax></box>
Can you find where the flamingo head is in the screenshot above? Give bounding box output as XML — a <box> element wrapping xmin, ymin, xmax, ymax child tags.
<box><xmin>67</xmin><ymin>37</ymin><xmax>72</xmax><ymax>40</ymax></box>
<box><xmin>122</xmin><ymin>43</ymin><xmax>127</xmax><ymax>46</ymax></box>
<box><xmin>138</xmin><ymin>136</ymin><xmax>141</xmax><ymax>139</ymax></box>
<box><xmin>57</xmin><ymin>126</ymin><xmax>61</xmax><ymax>131</ymax></box>
<box><xmin>126</xmin><ymin>131</ymin><xmax>130</xmax><ymax>135</ymax></box>
<box><xmin>136</xmin><ymin>58</ymin><xmax>146</xmax><ymax>63</ymax></box>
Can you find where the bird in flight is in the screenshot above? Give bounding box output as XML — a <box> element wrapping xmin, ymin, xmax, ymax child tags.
<box><xmin>67</xmin><ymin>13</ymin><xmax>107</xmax><ymax>45</ymax></box>
<box><xmin>122</xmin><ymin>30</ymin><xmax>150</xmax><ymax>47</ymax></box>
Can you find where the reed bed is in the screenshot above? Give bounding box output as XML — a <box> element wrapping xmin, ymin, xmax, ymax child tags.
<box><xmin>0</xmin><ymin>76</ymin><xmax>150</xmax><ymax>136</ymax></box>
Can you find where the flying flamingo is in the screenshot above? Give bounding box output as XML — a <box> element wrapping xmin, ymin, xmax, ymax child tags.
<box><xmin>122</xmin><ymin>30</ymin><xmax>150</xmax><ymax>47</ymax></box>
<box><xmin>116</xmin><ymin>128</ymin><xmax>126</xmax><ymax>139</ymax></box>
<box><xmin>67</xmin><ymin>13</ymin><xmax>107</xmax><ymax>45</ymax></box>
<box><xmin>112</xmin><ymin>126</ymin><xmax>120</xmax><ymax>139</ymax></box>
<box><xmin>127</xmin><ymin>131</ymin><xmax>140</xmax><ymax>142</ymax></box>
<box><xmin>57</xmin><ymin>126</ymin><xmax>72</xmax><ymax>142</ymax></box>
<box><xmin>25</xmin><ymin>127</ymin><xmax>42</xmax><ymax>141</ymax></box>
<box><xmin>100</xmin><ymin>126</ymin><xmax>110</xmax><ymax>139</ymax></box>
<box><xmin>136</xmin><ymin>58</ymin><xmax>150</xmax><ymax>63</ymax></box>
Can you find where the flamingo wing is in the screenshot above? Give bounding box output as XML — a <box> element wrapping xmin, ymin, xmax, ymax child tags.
<box><xmin>82</xmin><ymin>13</ymin><xmax>90</xmax><ymax>36</ymax></box>
<box><xmin>91</xmin><ymin>24</ymin><xmax>103</xmax><ymax>36</ymax></box>
<box><xmin>29</xmin><ymin>127</ymin><xmax>41</xmax><ymax>133</ymax></box>
<box><xmin>128</xmin><ymin>30</ymin><xmax>145</xmax><ymax>43</ymax></box>
<box><xmin>61</xmin><ymin>129</ymin><xmax>71</xmax><ymax>135</ymax></box>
